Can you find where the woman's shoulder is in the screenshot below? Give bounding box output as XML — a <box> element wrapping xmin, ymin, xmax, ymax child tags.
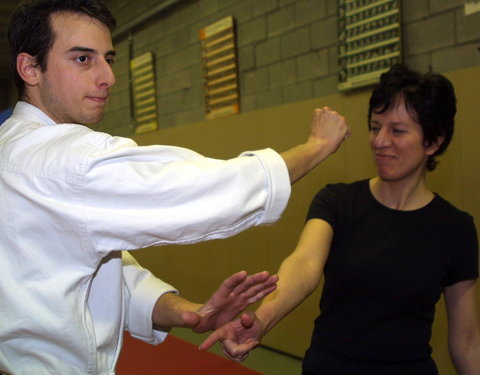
<box><xmin>432</xmin><ymin>194</ymin><xmax>473</xmax><ymax>218</ymax></box>
<box><xmin>430</xmin><ymin>194</ymin><xmax>476</xmax><ymax>232</ymax></box>
<box><xmin>315</xmin><ymin>179</ymin><xmax>370</xmax><ymax>198</ymax></box>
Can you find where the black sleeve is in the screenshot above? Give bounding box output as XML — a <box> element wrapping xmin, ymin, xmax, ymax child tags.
<box><xmin>306</xmin><ymin>183</ymin><xmax>345</xmax><ymax>230</ymax></box>
<box><xmin>446</xmin><ymin>214</ymin><xmax>479</xmax><ymax>286</ymax></box>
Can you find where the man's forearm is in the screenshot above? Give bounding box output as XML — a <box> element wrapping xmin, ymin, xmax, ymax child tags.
<box><xmin>152</xmin><ymin>292</ymin><xmax>200</xmax><ymax>330</ymax></box>
<box><xmin>280</xmin><ymin>138</ymin><xmax>333</xmax><ymax>184</ymax></box>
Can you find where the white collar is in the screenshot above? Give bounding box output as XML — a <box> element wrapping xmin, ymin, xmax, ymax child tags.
<box><xmin>13</xmin><ymin>101</ymin><xmax>58</xmax><ymax>126</ymax></box>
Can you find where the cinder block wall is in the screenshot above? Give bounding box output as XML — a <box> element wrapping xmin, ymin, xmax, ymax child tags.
<box><xmin>98</xmin><ymin>0</ymin><xmax>480</xmax><ymax>136</ymax></box>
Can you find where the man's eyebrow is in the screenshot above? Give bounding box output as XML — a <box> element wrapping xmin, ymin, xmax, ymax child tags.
<box><xmin>67</xmin><ymin>46</ymin><xmax>116</xmax><ymax>57</ymax></box>
<box><xmin>67</xmin><ymin>46</ymin><xmax>96</xmax><ymax>54</ymax></box>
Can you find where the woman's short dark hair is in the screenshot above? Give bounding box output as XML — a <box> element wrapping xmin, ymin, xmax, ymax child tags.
<box><xmin>7</xmin><ymin>0</ymin><xmax>116</xmax><ymax>98</ymax></box>
<box><xmin>368</xmin><ymin>64</ymin><xmax>456</xmax><ymax>171</ymax></box>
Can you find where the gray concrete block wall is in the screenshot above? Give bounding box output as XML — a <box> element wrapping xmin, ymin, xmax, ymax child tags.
<box><xmin>98</xmin><ymin>0</ymin><xmax>480</xmax><ymax>137</ymax></box>
<box><xmin>402</xmin><ymin>0</ymin><xmax>480</xmax><ymax>72</ymax></box>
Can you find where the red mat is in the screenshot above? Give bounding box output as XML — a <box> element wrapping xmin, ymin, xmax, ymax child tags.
<box><xmin>116</xmin><ymin>333</ymin><xmax>262</xmax><ymax>375</ymax></box>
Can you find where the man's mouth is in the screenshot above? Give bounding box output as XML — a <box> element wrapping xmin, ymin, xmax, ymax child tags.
<box><xmin>86</xmin><ymin>95</ymin><xmax>108</xmax><ymax>103</ymax></box>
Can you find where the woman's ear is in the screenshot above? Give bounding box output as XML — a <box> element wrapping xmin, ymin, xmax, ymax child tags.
<box><xmin>425</xmin><ymin>135</ymin><xmax>445</xmax><ymax>156</ymax></box>
<box><xmin>16</xmin><ymin>52</ymin><xmax>40</xmax><ymax>87</ymax></box>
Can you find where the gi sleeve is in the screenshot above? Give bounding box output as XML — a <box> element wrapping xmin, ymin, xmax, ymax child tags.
<box><xmin>122</xmin><ymin>251</ymin><xmax>178</xmax><ymax>344</ymax></box>
<box><xmin>82</xmin><ymin>136</ymin><xmax>291</xmax><ymax>254</ymax></box>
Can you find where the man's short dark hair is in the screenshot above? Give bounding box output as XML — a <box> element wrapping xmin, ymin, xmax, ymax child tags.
<box><xmin>368</xmin><ymin>64</ymin><xmax>456</xmax><ymax>171</ymax></box>
<box><xmin>7</xmin><ymin>0</ymin><xmax>116</xmax><ymax>98</ymax></box>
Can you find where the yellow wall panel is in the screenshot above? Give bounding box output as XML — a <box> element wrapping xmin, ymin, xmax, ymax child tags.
<box><xmin>132</xmin><ymin>65</ymin><xmax>480</xmax><ymax>372</ymax></box>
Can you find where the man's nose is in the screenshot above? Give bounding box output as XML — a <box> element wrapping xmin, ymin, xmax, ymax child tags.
<box><xmin>98</xmin><ymin>60</ymin><xmax>116</xmax><ymax>88</ymax></box>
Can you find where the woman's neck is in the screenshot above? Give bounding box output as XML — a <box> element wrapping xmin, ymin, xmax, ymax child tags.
<box><xmin>369</xmin><ymin>176</ymin><xmax>434</xmax><ymax>211</ymax></box>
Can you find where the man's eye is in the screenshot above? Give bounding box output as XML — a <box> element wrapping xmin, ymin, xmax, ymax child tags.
<box><xmin>75</xmin><ymin>55</ymin><xmax>89</xmax><ymax>63</ymax></box>
<box><xmin>107</xmin><ymin>58</ymin><xmax>115</xmax><ymax>66</ymax></box>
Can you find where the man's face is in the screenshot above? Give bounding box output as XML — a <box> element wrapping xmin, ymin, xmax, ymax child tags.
<box><xmin>34</xmin><ymin>12</ymin><xmax>116</xmax><ymax>125</ymax></box>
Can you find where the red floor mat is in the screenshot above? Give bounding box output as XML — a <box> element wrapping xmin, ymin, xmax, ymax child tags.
<box><xmin>116</xmin><ymin>333</ymin><xmax>262</xmax><ymax>375</ymax></box>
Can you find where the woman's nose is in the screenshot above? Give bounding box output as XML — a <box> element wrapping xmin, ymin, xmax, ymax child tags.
<box><xmin>373</xmin><ymin>127</ymin><xmax>391</xmax><ymax>148</ymax></box>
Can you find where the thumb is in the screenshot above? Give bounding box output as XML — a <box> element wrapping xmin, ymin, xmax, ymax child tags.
<box><xmin>240</xmin><ymin>311</ymin><xmax>255</xmax><ymax>328</ymax></box>
<box><xmin>181</xmin><ymin>311</ymin><xmax>201</xmax><ymax>328</ymax></box>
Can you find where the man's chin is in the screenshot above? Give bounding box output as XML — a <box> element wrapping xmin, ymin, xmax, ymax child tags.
<box><xmin>81</xmin><ymin>111</ymin><xmax>105</xmax><ymax>126</ymax></box>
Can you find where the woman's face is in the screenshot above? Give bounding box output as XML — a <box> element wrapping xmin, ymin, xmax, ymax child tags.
<box><xmin>369</xmin><ymin>101</ymin><xmax>440</xmax><ymax>183</ymax></box>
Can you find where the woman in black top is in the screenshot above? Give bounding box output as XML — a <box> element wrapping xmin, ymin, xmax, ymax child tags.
<box><xmin>201</xmin><ymin>65</ymin><xmax>480</xmax><ymax>374</ymax></box>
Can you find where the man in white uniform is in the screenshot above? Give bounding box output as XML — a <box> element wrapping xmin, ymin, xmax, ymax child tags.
<box><xmin>0</xmin><ymin>0</ymin><xmax>350</xmax><ymax>374</ymax></box>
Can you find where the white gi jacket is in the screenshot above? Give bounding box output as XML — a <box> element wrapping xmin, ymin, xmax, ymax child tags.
<box><xmin>0</xmin><ymin>102</ymin><xmax>291</xmax><ymax>374</ymax></box>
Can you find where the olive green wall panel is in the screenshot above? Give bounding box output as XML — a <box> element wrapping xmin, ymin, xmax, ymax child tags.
<box><xmin>132</xmin><ymin>65</ymin><xmax>480</xmax><ymax>374</ymax></box>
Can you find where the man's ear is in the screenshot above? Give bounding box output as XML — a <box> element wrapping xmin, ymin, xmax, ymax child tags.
<box><xmin>425</xmin><ymin>135</ymin><xmax>445</xmax><ymax>156</ymax></box>
<box><xmin>16</xmin><ymin>53</ymin><xmax>41</xmax><ymax>87</ymax></box>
